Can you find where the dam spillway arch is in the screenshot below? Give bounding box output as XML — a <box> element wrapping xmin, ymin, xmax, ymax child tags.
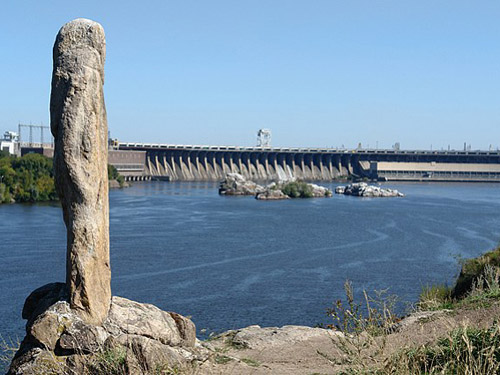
<box><xmin>118</xmin><ymin>143</ymin><xmax>500</xmax><ymax>182</ymax></box>
<box><xmin>120</xmin><ymin>145</ymin><xmax>352</xmax><ymax>181</ymax></box>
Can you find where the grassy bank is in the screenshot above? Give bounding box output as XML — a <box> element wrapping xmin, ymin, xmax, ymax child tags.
<box><xmin>329</xmin><ymin>245</ymin><xmax>500</xmax><ymax>375</ymax></box>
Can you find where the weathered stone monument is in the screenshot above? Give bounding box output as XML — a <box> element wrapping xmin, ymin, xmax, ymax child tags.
<box><xmin>8</xmin><ymin>19</ymin><xmax>201</xmax><ymax>374</ymax></box>
<box><xmin>50</xmin><ymin>18</ymin><xmax>111</xmax><ymax>326</ymax></box>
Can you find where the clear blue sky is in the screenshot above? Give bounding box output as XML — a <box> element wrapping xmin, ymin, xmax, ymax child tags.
<box><xmin>1</xmin><ymin>1</ymin><xmax>499</xmax><ymax>149</ymax></box>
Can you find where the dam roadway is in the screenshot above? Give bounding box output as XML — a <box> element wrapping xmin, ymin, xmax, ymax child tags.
<box><xmin>117</xmin><ymin>143</ymin><xmax>500</xmax><ymax>182</ymax></box>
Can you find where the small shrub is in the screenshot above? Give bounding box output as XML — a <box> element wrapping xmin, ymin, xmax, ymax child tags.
<box><xmin>281</xmin><ymin>181</ymin><xmax>313</xmax><ymax>198</ymax></box>
<box><xmin>116</xmin><ymin>174</ymin><xmax>125</xmax><ymax>188</ymax></box>
<box><xmin>326</xmin><ymin>280</ymin><xmax>400</xmax><ymax>336</ymax></box>
<box><xmin>453</xmin><ymin>246</ymin><xmax>500</xmax><ymax>298</ymax></box>
<box><xmin>87</xmin><ymin>346</ymin><xmax>127</xmax><ymax>375</ymax></box>
<box><xmin>108</xmin><ymin>164</ymin><xmax>125</xmax><ymax>188</ymax></box>
<box><xmin>324</xmin><ymin>281</ymin><xmax>403</xmax><ymax>372</ymax></box>
<box><xmin>108</xmin><ymin>164</ymin><xmax>120</xmax><ymax>180</ymax></box>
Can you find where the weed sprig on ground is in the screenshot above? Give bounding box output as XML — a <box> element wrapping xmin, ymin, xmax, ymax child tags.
<box><xmin>86</xmin><ymin>346</ymin><xmax>128</xmax><ymax>375</ymax></box>
<box><xmin>326</xmin><ymin>280</ymin><xmax>401</xmax><ymax>336</ymax></box>
<box><xmin>324</xmin><ymin>280</ymin><xmax>403</xmax><ymax>372</ymax></box>
<box><xmin>0</xmin><ymin>335</ymin><xmax>19</xmax><ymax>374</ymax></box>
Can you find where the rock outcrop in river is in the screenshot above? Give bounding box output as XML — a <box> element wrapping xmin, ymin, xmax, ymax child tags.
<box><xmin>256</xmin><ymin>181</ymin><xmax>332</xmax><ymax>200</ymax></box>
<box><xmin>335</xmin><ymin>182</ymin><xmax>404</xmax><ymax>197</ymax></box>
<box><xmin>218</xmin><ymin>173</ymin><xmax>265</xmax><ymax>195</ymax></box>
<box><xmin>219</xmin><ymin>173</ymin><xmax>332</xmax><ymax>200</ymax></box>
<box><xmin>255</xmin><ymin>187</ymin><xmax>290</xmax><ymax>200</ymax></box>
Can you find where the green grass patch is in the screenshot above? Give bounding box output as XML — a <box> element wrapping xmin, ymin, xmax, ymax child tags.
<box><xmin>241</xmin><ymin>358</ymin><xmax>260</xmax><ymax>367</ymax></box>
<box><xmin>87</xmin><ymin>346</ymin><xmax>127</xmax><ymax>375</ymax></box>
<box><xmin>214</xmin><ymin>355</ymin><xmax>233</xmax><ymax>365</ymax></box>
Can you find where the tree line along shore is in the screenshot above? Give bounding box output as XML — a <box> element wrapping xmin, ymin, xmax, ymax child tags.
<box><xmin>0</xmin><ymin>151</ymin><xmax>125</xmax><ymax>204</ymax></box>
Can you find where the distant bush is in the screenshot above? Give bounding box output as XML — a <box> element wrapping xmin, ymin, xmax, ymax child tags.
<box><xmin>280</xmin><ymin>181</ymin><xmax>313</xmax><ymax>198</ymax></box>
<box><xmin>108</xmin><ymin>164</ymin><xmax>125</xmax><ymax>188</ymax></box>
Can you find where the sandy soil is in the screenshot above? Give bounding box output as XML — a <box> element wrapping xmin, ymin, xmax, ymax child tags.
<box><xmin>194</xmin><ymin>302</ymin><xmax>500</xmax><ymax>374</ymax></box>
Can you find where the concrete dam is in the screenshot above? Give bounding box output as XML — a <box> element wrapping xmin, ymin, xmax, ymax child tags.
<box><xmin>118</xmin><ymin>143</ymin><xmax>500</xmax><ymax>182</ymax></box>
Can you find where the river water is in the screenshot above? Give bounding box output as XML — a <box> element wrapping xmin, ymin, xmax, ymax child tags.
<box><xmin>1</xmin><ymin>182</ymin><xmax>500</xmax><ymax>344</ymax></box>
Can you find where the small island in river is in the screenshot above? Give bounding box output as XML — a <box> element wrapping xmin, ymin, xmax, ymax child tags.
<box><xmin>219</xmin><ymin>173</ymin><xmax>332</xmax><ymax>200</ymax></box>
<box><xmin>335</xmin><ymin>182</ymin><xmax>405</xmax><ymax>197</ymax></box>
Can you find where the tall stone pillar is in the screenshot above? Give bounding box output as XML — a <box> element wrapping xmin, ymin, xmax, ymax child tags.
<box><xmin>50</xmin><ymin>18</ymin><xmax>111</xmax><ymax>326</ymax></box>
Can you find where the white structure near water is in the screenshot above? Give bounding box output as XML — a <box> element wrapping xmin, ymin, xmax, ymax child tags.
<box><xmin>0</xmin><ymin>131</ymin><xmax>18</xmax><ymax>155</ymax></box>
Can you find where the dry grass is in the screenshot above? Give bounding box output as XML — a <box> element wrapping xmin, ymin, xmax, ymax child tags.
<box><xmin>330</xmin><ymin>262</ymin><xmax>500</xmax><ymax>375</ymax></box>
<box><xmin>382</xmin><ymin>322</ymin><xmax>500</xmax><ymax>375</ymax></box>
<box><xmin>0</xmin><ymin>335</ymin><xmax>19</xmax><ymax>374</ymax></box>
<box><xmin>324</xmin><ymin>280</ymin><xmax>402</xmax><ymax>372</ymax></box>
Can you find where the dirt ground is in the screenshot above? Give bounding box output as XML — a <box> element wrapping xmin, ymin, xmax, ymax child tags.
<box><xmin>195</xmin><ymin>302</ymin><xmax>500</xmax><ymax>374</ymax></box>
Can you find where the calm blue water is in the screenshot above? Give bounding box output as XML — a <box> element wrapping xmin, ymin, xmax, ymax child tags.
<box><xmin>1</xmin><ymin>182</ymin><xmax>500</xmax><ymax>344</ymax></box>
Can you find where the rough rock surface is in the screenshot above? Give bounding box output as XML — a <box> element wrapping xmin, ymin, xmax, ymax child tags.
<box><xmin>199</xmin><ymin>325</ymin><xmax>344</xmax><ymax>374</ymax></box>
<box><xmin>255</xmin><ymin>189</ymin><xmax>290</xmax><ymax>200</ymax></box>
<box><xmin>9</xmin><ymin>18</ymin><xmax>207</xmax><ymax>375</ymax></box>
<box><xmin>219</xmin><ymin>173</ymin><xmax>265</xmax><ymax>195</ymax></box>
<box><xmin>50</xmin><ymin>18</ymin><xmax>111</xmax><ymax>325</ymax></box>
<box><xmin>336</xmin><ymin>182</ymin><xmax>404</xmax><ymax>197</ymax></box>
<box><xmin>257</xmin><ymin>180</ymin><xmax>332</xmax><ymax>199</ymax></box>
<box><xmin>8</xmin><ymin>283</ymin><xmax>204</xmax><ymax>375</ymax></box>
<box><xmin>226</xmin><ymin>325</ymin><xmax>342</xmax><ymax>349</ymax></box>
<box><xmin>307</xmin><ymin>182</ymin><xmax>333</xmax><ymax>197</ymax></box>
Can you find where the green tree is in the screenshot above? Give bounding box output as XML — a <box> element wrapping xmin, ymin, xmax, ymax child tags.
<box><xmin>108</xmin><ymin>164</ymin><xmax>125</xmax><ymax>188</ymax></box>
<box><xmin>0</xmin><ymin>153</ymin><xmax>57</xmax><ymax>203</ymax></box>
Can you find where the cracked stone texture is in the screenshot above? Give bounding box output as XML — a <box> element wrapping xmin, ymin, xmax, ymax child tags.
<box><xmin>50</xmin><ymin>18</ymin><xmax>111</xmax><ymax>326</ymax></box>
<box><xmin>8</xmin><ymin>285</ymin><xmax>200</xmax><ymax>375</ymax></box>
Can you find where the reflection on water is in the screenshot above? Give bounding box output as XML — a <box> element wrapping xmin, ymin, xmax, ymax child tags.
<box><xmin>1</xmin><ymin>181</ymin><xmax>500</xmax><ymax>340</ymax></box>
